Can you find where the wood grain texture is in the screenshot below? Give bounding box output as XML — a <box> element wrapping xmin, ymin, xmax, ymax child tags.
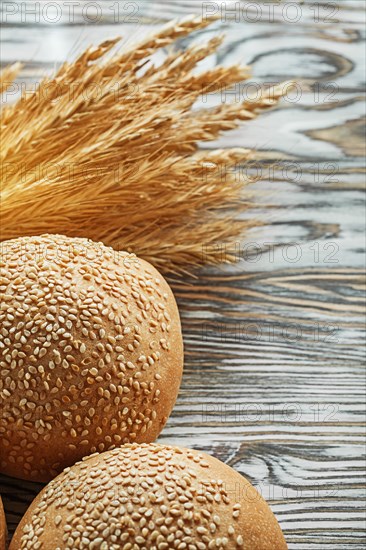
<box><xmin>0</xmin><ymin>0</ymin><xmax>365</xmax><ymax>548</ymax></box>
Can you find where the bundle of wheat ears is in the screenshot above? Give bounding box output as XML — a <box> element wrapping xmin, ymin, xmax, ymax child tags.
<box><xmin>0</xmin><ymin>16</ymin><xmax>289</xmax><ymax>274</ymax></box>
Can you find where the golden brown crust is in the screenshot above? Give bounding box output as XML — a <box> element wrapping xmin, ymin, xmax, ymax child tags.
<box><xmin>0</xmin><ymin>496</ymin><xmax>6</xmax><ymax>550</ymax></box>
<box><xmin>11</xmin><ymin>443</ymin><xmax>287</xmax><ymax>550</ymax></box>
<box><xmin>0</xmin><ymin>235</ymin><xmax>183</xmax><ymax>482</ymax></box>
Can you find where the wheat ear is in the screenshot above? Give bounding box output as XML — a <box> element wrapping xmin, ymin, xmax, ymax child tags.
<box><xmin>0</xmin><ymin>16</ymin><xmax>290</xmax><ymax>273</ymax></box>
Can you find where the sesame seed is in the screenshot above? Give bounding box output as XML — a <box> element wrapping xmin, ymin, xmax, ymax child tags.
<box><xmin>0</xmin><ymin>235</ymin><xmax>182</xmax><ymax>483</ymax></box>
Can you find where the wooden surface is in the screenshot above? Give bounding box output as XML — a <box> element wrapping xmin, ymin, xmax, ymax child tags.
<box><xmin>1</xmin><ymin>0</ymin><xmax>365</xmax><ymax>548</ymax></box>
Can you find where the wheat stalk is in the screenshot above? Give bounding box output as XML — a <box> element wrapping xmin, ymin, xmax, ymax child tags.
<box><xmin>0</xmin><ymin>15</ymin><xmax>290</xmax><ymax>274</ymax></box>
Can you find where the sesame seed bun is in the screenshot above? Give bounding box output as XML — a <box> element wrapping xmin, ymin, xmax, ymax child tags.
<box><xmin>0</xmin><ymin>496</ymin><xmax>6</xmax><ymax>550</ymax></box>
<box><xmin>10</xmin><ymin>444</ymin><xmax>287</xmax><ymax>550</ymax></box>
<box><xmin>0</xmin><ymin>235</ymin><xmax>183</xmax><ymax>482</ymax></box>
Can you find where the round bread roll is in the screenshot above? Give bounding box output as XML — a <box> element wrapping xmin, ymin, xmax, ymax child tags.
<box><xmin>0</xmin><ymin>496</ymin><xmax>6</xmax><ymax>550</ymax></box>
<box><xmin>0</xmin><ymin>235</ymin><xmax>183</xmax><ymax>482</ymax></box>
<box><xmin>11</xmin><ymin>444</ymin><xmax>287</xmax><ymax>550</ymax></box>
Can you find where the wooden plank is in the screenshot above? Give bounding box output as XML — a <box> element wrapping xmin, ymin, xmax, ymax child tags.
<box><xmin>0</xmin><ymin>0</ymin><xmax>365</xmax><ymax>548</ymax></box>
